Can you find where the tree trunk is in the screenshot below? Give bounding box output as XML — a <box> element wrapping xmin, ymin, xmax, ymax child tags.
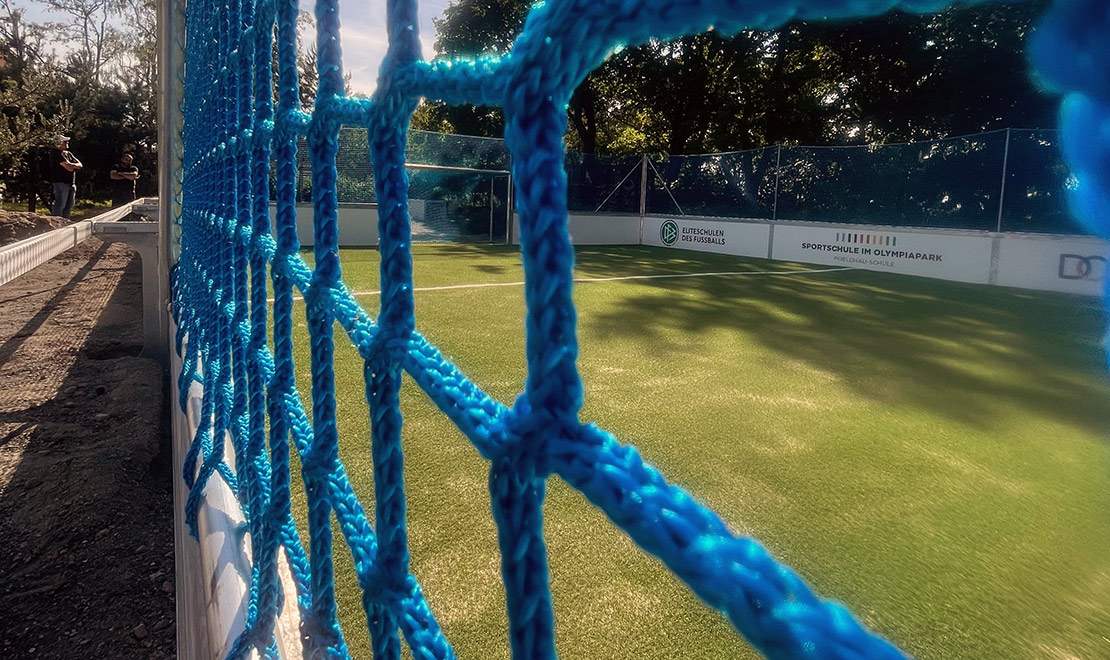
<box><xmin>568</xmin><ymin>78</ymin><xmax>597</xmax><ymax>155</ymax></box>
<box><xmin>766</xmin><ymin>27</ymin><xmax>794</xmax><ymax>145</ymax></box>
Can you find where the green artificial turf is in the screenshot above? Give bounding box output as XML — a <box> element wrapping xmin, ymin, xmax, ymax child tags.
<box><xmin>285</xmin><ymin>244</ymin><xmax>1110</xmax><ymax>659</ymax></box>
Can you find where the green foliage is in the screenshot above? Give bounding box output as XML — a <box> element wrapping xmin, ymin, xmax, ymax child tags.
<box><xmin>428</xmin><ymin>0</ymin><xmax>1055</xmax><ymax>154</ymax></box>
<box><xmin>414</xmin><ymin>0</ymin><xmax>529</xmax><ymax>139</ymax></box>
<box><xmin>0</xmin><ymin>2</ymin><xmax>64</xmax><ymax>208</ymax></box>
<box><xmin>0</xmin><ymin>0</ymin><xmax>156</xmax><ymax>208</ymax></box>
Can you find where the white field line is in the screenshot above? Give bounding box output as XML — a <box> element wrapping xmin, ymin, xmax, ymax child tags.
<box><xmin>271</xmin><ymin>266</ymin><xmax>850</xmax><ymax>303</ymax></box>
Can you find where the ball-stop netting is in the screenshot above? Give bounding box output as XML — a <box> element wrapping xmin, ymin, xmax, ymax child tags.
<box><xmin>171</xmin><ymin>0</ymin><xmax>1110</xmax><ymax>657</ymax></box>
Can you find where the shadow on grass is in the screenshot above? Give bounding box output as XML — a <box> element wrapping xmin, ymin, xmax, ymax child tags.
<box><xmin>473</xmin><ymin>264</ymin><xmax>509</xmax><ymax>274</ymax></box>
<box><xmin>570</xmin><ymin>246</ymin><xmax>1110</xmax><ymax>436</ymax></box>
<box><xmin>341</xmin><ymin>243</ymin><xmax>1110</xmax><ymax>436</ymax></box>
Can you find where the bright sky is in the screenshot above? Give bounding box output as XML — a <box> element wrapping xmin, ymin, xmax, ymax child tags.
<box><xmin>304</xmin><ymin>0</ymin><xmax>452</xmax><ymax>95</ymax></box>
<box><xmin>16</xmin><ymin>0</ymin><xmax>454</xmax><ymax>95</ymax></box>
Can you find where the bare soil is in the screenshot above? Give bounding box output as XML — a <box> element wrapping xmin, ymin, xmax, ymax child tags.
<box><xmin>0</xmin><ymin>210</ymin><xmax>69</xmax><ymax>246</ymax></box>
<box><xmin>0</xmin><ymin>235</ymin><xmax>175</xmax><ymax>658</ymax></box>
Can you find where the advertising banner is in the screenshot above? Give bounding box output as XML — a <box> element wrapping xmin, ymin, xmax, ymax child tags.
<box><xmin>771</xmin><ymin>224</ymin><xmax>994</xmax><ymax>284</ymax></box>
<box><xmin>996</xmin><ymin>236</ymin><xmax>1109</xmax><ymax>296</ymax></box>
<box><xmin>642</xmin><ymin>216</ymin><xmax>770</xmax><ymax>258</ymax></box>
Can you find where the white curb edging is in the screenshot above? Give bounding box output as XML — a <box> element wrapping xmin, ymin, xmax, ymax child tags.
<box><xmin>171</xmin><ymin>325</ymin><xmax>305</xmax><ymax>659</ymax></box>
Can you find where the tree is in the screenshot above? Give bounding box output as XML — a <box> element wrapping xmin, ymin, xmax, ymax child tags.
<box><xmin>114</xmin><ymin>0</ymin><xmax>157</xmax><ymax>194</ymax></box>
<box><xmin>118</xmin><ymin>0</ymin><xmax>156</xmax><ymax>94</ymax></box>
<box><xmin>777</xmin><ymin>2</ymin><xmax>1054</xmax><ymax>144</ymax></box>
<box><xmin>0</xmin><ymin>2</ymin><xmax>51</xmax><ymax>154</ymax></box>
<box><xmin>0</xmin><ymin>0</ymin><xmax>160</xmax><ymax>207</ymax></box>
<box><xmin>415</xmin><ymin>0</ymin><xmax>526</xmax><ymax>140</ymax></box>
<box><xmin>37</xmin><ymin>0</ymin><xmax>124</xmax><ymax>86</ymax></box>
<box><xmin>425</xmin><ymin>0</ymin><xmax>1054</xmax><ymax>154</ymax></box>
<box><xmin>0</xmin><ymin>1</ymin><xmax>66</xmax><ymax>209</ymax></box>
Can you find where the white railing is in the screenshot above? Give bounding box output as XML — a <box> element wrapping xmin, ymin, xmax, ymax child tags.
<box><xmin>0</xmin><ymin>202</ymin><xmax>147</xmax><ymax>287</ymax></box>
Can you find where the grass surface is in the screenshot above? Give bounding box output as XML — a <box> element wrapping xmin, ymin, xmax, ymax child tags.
<box><xmin>286</xmin><ymin>244</ymin><xmax>1110</xmax><ymax>659</ymax></box>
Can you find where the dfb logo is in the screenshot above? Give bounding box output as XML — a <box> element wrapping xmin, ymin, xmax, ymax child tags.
<box><xmin>660</xmin><ymin>220</ymin><xmax>678</xmax><ymax>246</ymax></box>
<box><xmin>1058</xmin><ymin>254</ymin><xmax>1107</xmax><ymax>281</ymax></box>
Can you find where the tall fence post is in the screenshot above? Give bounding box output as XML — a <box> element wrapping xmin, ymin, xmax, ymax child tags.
<box><xmin>157</xmin><ymin>0</ymin><xmax>184</xmax><ymax>362</ymax></box>
<box><xmin>638</xmin><ymin>154</ymin><xmax>649</xmax><ymax>244</ymax></box>
<box><xmin>996</xmin><ymin>128</ymin><xmax>1012</xmax><ymax>233</ymax></box>
<box><xmin>771</xmin><ymin>145</ymin><xmax>782</xmax><ymax>223</ymax></box>
<box><xmin>505</xmin><ymin>173</ymin><xmax>513</xmax><ymax>246</ymax></box>
<box><xmin>157</xmin><ymin>0</ymin><xmax>183</xmax><ymax>266</ymax></box>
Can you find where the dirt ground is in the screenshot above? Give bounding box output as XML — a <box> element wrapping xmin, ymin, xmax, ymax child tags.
<box><xmin>0</xmin><ymin>232</ymin><xmax>175</xmax><ymax>658</ymax></box>
<box><xmin>0</xmin><ymin>210</ymin><xmax>69</xmax><ymax>246</ymax></box>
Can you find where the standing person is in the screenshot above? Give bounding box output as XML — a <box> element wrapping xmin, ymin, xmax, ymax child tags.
<box><xmin>109</xmin><ymin>154</ymin><xmax>139</xmax><ymax>208</ymax></box>
<box><xmin>49</xmin><ymin>135</ymin><xmax>82</xmax><ymax>218</ymax></box>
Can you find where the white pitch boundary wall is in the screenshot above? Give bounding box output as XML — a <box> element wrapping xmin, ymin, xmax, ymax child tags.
<box><xmin>511</xmin><ymin>213</ymin><xmax>642</xmax><ymax>245</ymax></box>
<box><xmin>268</xmin><ymin>200</ymin><xmax>447</xmax><ymax>247</ymax></box>
<box><xmin>268</xmin><ymin>205</ymin><xmax>1106</xmax><ymax>296</ymax></box>
<box><xmin>270</xmin><ymin>203</ymin><xmax>380</xmax><ymax>247</ymax></box>
<box><xmin>531</xmin><ymin>213</ymin><xmax>1107</xmax><ymax>297</ymax></box>
<box><xmin>0</xmin><ymin>203</ymin><xmax>141</xmax><ymax>287</ymax></box>
<box><xmin>0</xmin><ymin>220</ymin><xmax>94</xmax><ymax>286</ymax></box>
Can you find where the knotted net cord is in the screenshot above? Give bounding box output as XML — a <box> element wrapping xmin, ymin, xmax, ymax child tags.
<box><xmin>172</xmin><ymin>0</ymin><xmax>1110</xmax><ymax>657</ymax></box>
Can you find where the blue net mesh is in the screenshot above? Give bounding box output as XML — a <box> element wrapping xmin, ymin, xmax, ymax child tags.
<box><xmin>172</xmin><ymin>0</ymin><xmax>1110</xmax><ymax>657</ymax></box>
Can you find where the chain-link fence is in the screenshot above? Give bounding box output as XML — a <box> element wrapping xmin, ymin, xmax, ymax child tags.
<box><xmin>283</xmin><ymin>129</ymin><xmax>512</xmax><ymax>242</ymax></box>
<box><xmin>647</xmin><ymin>129</ymin><xmax>1081</xmax><ymax>235</ymax></box>
<box><xmin>774</xmin><ymin>132</ymin><xmax>1008</xmax><ymax>230</ymax></box>
<box><xmin>997</xmin><ymin>129</ymin><xmax>1079</xmax><ymax>234</ymax></box>
<box><xmin>288</xmin><ymin>127</ymin><xmax>1083</xmax><ymax>241</ymax></box>
<box><xmin>646</xmin><ymin>147</ymin><xmax>779</xmax><ymax>219</ymax></box>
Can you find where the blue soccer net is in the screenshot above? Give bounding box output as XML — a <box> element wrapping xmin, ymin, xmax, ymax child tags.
<box><xmin>172</xmin><ymin>0</ymin><xmax>1110</xmax><ymax>657</ymax></box>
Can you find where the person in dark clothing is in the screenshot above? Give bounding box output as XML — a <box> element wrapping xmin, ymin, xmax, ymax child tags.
<box><xmin>49</xmin><ymin>134</ymin><xmax>82</xmax><ymax>218</ymax></box>
<box><xmin>110</xmin><ymin>154</ymin><xmax>139</xmax><ymax>208</ymax></box>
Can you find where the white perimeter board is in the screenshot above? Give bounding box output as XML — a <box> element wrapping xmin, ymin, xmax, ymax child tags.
<box><xmin>642</xmin><ymin>216</ymin><xmax>770</xmax><ymax>258</ymax></box>
<box><xmin>996</xmin><ymin>235</ymin><xmax>1109</xmax><ymax>295</ymax></box>
<box><xmin>772</xmin><ymin>224</ymin><xmax>994</xmax><ymax>284</ymax></box>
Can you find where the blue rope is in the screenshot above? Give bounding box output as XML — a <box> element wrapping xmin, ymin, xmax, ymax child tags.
<box><xmin>173</xmin><ymin>0</ymin><xmax>1109</xmax><ymax>658</ymax></box>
